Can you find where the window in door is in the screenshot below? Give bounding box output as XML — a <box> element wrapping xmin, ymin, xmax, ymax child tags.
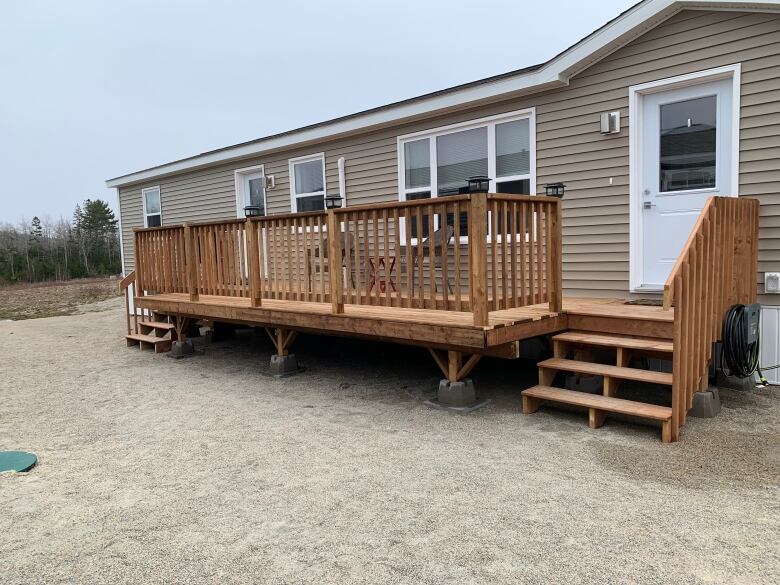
<box><xmin>290</xmin><ymin>153</ymin><xmax>326</xmax><ymax>212</ymax></box>
<box><xmin>659</xmin><ymin>95</ymin><xmax>717</xmax><ymax>192</ymax></box>
<box><xmin>142</xmin><ymin>186</ymin><xmax>161</xmax><ymax>227</ymax></box>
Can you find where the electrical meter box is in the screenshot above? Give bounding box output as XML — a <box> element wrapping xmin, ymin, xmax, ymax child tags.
<box><xmin>745</xmin><ymin>303</ymin><xmax>761</xmax><ymax>344</ymax></box>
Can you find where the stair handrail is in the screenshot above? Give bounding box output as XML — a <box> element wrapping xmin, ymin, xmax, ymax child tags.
<box><xmin>662</xmin><ymin>196</ymin><xmax>759</xmax><ymax>441</ymax></box>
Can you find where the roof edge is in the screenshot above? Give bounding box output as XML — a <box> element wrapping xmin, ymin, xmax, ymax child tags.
<box><xmin>106</xmin><ymin>0</ymin><xmax>778</xmax><ymax>188</ymax></box>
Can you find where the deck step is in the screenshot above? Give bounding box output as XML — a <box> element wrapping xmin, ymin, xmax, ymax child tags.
<box><xmin>126</xmin><ymin>333</ymin><xmax>172</xmax><ymax>353</ymax></box>
<box><xmin>538</xmin><ymin>358</ymin><xmax>673</xmax><ymax>386</ymax></box>
<box><xmin>521</xmin><ymin>385</ymin><xmax>673</xmax><ymax>443</ymax></box>
<box><xmin>522</xmin><ymin>385</ymin><xmax>672</xmax><ymax>420</ymax></box>
<box><xmin>139</xmin><ymin>320</ymin><xmax>175</xmax><ymax>331</ymax></box>
<box><xmin>553</xmin><ymin>331</ymin><xmax>673</xmax><ymax>353</ymax></box>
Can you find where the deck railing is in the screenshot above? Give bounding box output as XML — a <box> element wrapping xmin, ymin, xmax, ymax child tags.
<box><xmin>133</xmin><ymin>192</ymin><xmax>563</xmax><ymax>325</ymax></box>
<box><xmin>664</xmin><ymin>196</ymin><xmax>759</xmax><ymax>440</ymax></box>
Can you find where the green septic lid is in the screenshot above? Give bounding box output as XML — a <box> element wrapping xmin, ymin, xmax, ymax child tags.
<box><xmin>0</xmin><ymin>451</ymin><xmax>37</xmax><ymax>473</ymax></box>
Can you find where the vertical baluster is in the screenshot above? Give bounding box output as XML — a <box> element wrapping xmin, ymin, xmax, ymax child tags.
<box><xmin>404</xmin><ymin>207</ymin><xmax>412</xmax><ymax>308</ymax></box>
<box><xmin>453</xmin><ymin>200</ymin><xmax>462</xmax><ymax>312</ymax></box>
<box><xmin>501</xmin><ymin>200</ymin><xmax>509</xmax><ymax>309</ymax></box>
<box><xmin>441</xmin><ymin>202</ymin><xmax>449</xmax><ymax>310</ymax></box>
<box><xmin>383</xmin><ymin>208</ymin><xmax>391</xmax><ymax>307</ymax></box>
<box><xmin>426</xmin><ymin>204</ymin><xmax>435</xmax><ymax>309</ymax></box>
<box><xmin>490</xmin><ymin>199</ymin><xmax>498</xmax><ymax>311</ymax></box>
<box><xmin>393</xmin><ymin>208</ymin><xmax>401</xmax><ymax>308</ymax></box>
<box><xmin>373</xmin><ymin>209</ymin><xmax>380</xmax><ymax>306</ymax></box>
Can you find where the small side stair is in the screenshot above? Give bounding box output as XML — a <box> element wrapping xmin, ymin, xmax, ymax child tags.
<box><xmin>126</xmin><ymin>318</ymin><xmax>176</xmax><ymax>353</ymax></box>
<box><xmin>522</xmin><ymin>331</ymin><xmax>674</xmax><ymax>443</ymax></box>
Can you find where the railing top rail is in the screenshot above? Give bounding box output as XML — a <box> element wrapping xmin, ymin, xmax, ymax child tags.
<box><xmin>133</xmin><ymin>224</ymin><xmax>186</xmax><ymax>233</ymax></box>
<box><xmin>119</xmin><ymin>270</ymin><xmax>135</xmax><ymax>290</ymax></box>
<box><xmin>248</xmin><ymin>210</ymin><xmax>328</xmax><ymax>223</ymax></box>
<box><xmin>488</xmin><ymin>193</ymin><xmax>561</xmax><ymax>204</ymax></box>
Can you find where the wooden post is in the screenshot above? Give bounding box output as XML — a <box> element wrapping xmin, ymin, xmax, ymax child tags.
<box><xmin>469</xmin><ymin>192</ymin><xmax>489</xmax><ymax>327</ymax></box>
<box><xmin>447</xmin><ymin>351</ymin><xmax>461</xmax><ymax>383</ymax></box>
<box><xmin>327</xmin><ymin>209</ymin><xmax>344</xmax><ymax>314</ymax></box>
<box><xmin>183</xmin><ymin>223</ymin><xmax>199</xmax><ymax>302</ymax></box>
<box><xmin>546</xmin><ymin>200</ymin><xmax>563</xmax><ymax>313</ymax></box>
<box><xmin>246</xmin><ymin>218</ymin><xmax>262</xmax><ymax>307</ymax></box>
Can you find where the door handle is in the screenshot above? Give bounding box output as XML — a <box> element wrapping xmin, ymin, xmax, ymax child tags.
<box><xmin>643</xmin><ymin>201</ymin><xmax>656</xmax><ymax>209</ymax></box>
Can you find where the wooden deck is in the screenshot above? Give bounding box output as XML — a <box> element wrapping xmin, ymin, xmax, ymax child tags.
<box><xmin>137</xmin><ymin>293</ymin><xmax>673</xmax><ymax>353</ymax></box>
<box><xmin>122</xmin><ymin>194</ymin><xmax>759</xmax><ymax>443</ymax></box>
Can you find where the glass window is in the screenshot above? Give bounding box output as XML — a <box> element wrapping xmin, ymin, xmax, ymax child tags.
<box><xmin>496</xmin><ymin>119</ymin><xmax>530</xmax><ymax>177</ymax></box>
<box><xmin>248</xmin><ymin>177</ymin><xmax>264</xmax><ymax>209</ymax></box>
<box><xmin>398</xmin><ymin>112</ymin><xmax>534</xmax><ymax>240</ymax></box>
<box><xmin>290</xmin><ymin>155</ymin><xmax>326</xmax><ymax>211</ymax></box>
<box><xmin>143</xmin><ymin>187</ymin><xmax>161</xmax><ymax>227</ymax></box>
<box><xmin>404</xmin><ymin>139</ymin><xmax>430</xmax><ymax>189</ymax></box>
<box><xmin>436</xmin><ymin>127</ymin><xmax>488</xmax><ymax>196</ymax></box>
<box><xmin>659</xmin><ymin>95</ymin><xmax>717</xmax><ymax>192</ymax></box>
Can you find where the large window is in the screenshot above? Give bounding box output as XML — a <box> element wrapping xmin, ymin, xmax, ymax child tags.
<box><xmin>289</xmin><ymin>153</ymin><xmax>326</xmax><ymax>212</ymax></box>
<box><xmin>142</xmin><ymin>186</ymin><xmax>162</xmax><ymax>227</ymax></box>
<box><xmin>398</xmin><ymin>110</ymin><xmax>535</xmax><ymax>238</ymax></box>
<box><xmin>399</xmin><ymin>110</ymin><xmax>534</xmax><ymax>201</ymax></box>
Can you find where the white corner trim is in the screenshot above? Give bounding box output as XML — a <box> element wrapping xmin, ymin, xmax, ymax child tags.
<box><xmin>628</xmin><ymin>63</ymin><xmax>742</xmax><ymax>292</ymax></box>
<box><xmin>233</xmin><ymin>164</ymin><xmax>266</xmax><ymax>218</ymax></box>
<box><xmin>288</xmin><ymin>152</ymin><xmax>326</xmax><ymax>212</ymax></box>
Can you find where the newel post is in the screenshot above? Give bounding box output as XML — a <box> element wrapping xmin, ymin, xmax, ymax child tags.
<box><xmin>469</xmin><ymin>191</ymin><xmax>489</xmax><ymax>326</ymax></box>
<box><xmin>183</xmin><ymin>223</ymin><xmax>199</xmax><ymax>302</ymax></box>
<box><xmin>133</xmin><ymin>229</ymin><xmax>144</xmax><ymax>297</ymax></box>
<box><xmin>546</xmin><ymin>200</ymin><xmax>563</xmax><ymax>313</ymax></box>
<box><xmin>246</xmin><ymin>218</ymin><xmax>262</xmax><ymax>307</ymax></box>
<box><xmin>327</xmin><ymin>209</ymin><xmax>344</xmax><ymax>314</ymax></box>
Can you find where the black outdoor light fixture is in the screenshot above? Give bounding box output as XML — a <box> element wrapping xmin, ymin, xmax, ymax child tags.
<box><xmin>467</xmin><ymin>175</ymin><xmax>490</xmax><ymax>193</ymax></box>
<box><xmin>544</xmin><ymin>182</ymin><xmax>566</xmax><ymax>198</ymax></box>
<box><xmin>243</xmin><ymin>205</ymin><xmax>263</xmax><ymax>217</ymax></box>
<box><xmin>325</xmin><ymin>194</ymin><xmax>343</xmax><ymax>209</ymax></box>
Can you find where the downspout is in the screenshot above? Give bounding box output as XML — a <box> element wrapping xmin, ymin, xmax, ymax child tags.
<box><xmin>338</xmin><ymin>157</ymin><xmax>346</xmax><ymax>205</ymax></box>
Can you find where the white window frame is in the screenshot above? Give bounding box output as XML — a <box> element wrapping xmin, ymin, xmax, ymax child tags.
<box><xmin>396</xmin><ymin>108</ymin><xmax>536</xmax><ymax>242</ymax></box>
<box><xmin>234</xmin><ymin>164</ymin><xmax>267</xmax><ymax>218</ymax></box>
<box><xmin>141</xmin><ymin>186</ymin><xmax>162</xmax><ymax>228</ymax></box>
<box><xmin>289</xmin><ymin>152</ymin><xmax>326</xmax><ymax>212</ymax></box>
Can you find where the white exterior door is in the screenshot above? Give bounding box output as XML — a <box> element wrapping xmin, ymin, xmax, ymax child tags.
<box><xmin>637</xmin><ymin>77</ymin><xmax>734</xmax><ymax>290</ymax></box>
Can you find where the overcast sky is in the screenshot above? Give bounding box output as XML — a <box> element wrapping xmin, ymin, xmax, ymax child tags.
<box><xmin>0</xmin><ymin>0</ymin><xmax>632</xmax><ymax>225</ymax></box>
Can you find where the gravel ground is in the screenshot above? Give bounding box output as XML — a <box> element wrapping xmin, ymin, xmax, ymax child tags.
<box><xmin>1</xmin><ymin>299</ymin><xmax>778</xmax><ymax>584</ymax></box>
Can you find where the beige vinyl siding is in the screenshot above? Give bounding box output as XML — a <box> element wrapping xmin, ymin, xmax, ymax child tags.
<box><xmin>118</xmin><ymin>9</ymin><xmax>780</xmax><ymax>305</ymax></box>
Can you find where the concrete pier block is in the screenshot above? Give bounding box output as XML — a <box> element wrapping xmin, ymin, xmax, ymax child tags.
<box><xmin>424</xmin><ymin>379</ymin><xmax>490</xmax><ymax>413</ymax></box>
<box><xmin>268</xmin><ymin>353</ymin><xmax>303</xmax><ymax>377</ymax></box>
<box><xmin>689</xmin><ymin>386</ymin><xmax>722</xmax><ymax>418</ymax></box>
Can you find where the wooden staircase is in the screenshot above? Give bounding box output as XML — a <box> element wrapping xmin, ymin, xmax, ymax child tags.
<box><xmin>522</xmin><ymin>331</ymin><xmax>675</xmax><ymax>443</ymax></box>
<box><xmin>126</xmin><ymin>319</ymin><xmax>176</xmax><ymax>353</ymax></box>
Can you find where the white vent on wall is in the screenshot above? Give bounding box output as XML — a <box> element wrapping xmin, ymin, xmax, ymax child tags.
<box><xmin>765</xmin><ymin>272</ymin><xmax>780</xmax><ymax>294</ymax></box>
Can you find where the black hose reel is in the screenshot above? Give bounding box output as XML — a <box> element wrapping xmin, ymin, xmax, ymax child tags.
<box><xmin>720</xmin><ymin>303</ymin><xmax>778</xmax><ymax>387</ymax></box>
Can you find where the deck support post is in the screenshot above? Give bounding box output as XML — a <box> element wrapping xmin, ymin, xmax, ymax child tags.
<box><xmin>183</xmin><ymin>223</ymin><xmax>199</xmax><ymax>302</ymax></box>
<box><xmin>266</xmin><ymin>327</ymin><xmax>302</xmax><ymax>377</ymax></box>
<box><xmin>425</xmin><ymin>348</ymin><xmax>488</xmax><ymax>413</ymax></box>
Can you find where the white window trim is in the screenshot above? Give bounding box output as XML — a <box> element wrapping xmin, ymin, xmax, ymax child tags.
<box><xmin>234</xmin><ymin>164</ymin><xmax>267</xmax><ymax>218</ymax></box>
<box><xmin>628</xmin><ymin>63</ymin><xmax>741</xmax><ymax>292</ymax></box>
<box><xmin>289</xmin><ymin>152</ymin><xmax>326</xmax><ymax>212</ymax></box>
<box><xmin>141</xmin><ymin>186</ymin><xmax>162</xmax><ymax>228</ymax></box>
<box><xmin>396</xmin><ymin>108</ymin><xmax>536</xmax><ymax>242</ymax></box>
